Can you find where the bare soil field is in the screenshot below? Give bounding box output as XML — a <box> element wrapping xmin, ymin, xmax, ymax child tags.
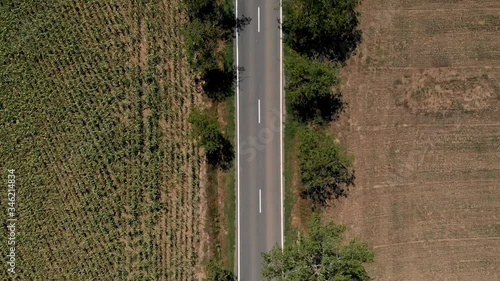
<box><xmin>328</xmin><ymin>0</ymin><xmax>500</xmax><ymax>280</ymax></box>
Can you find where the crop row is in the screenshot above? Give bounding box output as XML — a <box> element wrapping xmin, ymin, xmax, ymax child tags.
<box><xmin>0</xmin><ymin>0</ymin><xmax>203</xmax><ymax>280</ymax></box>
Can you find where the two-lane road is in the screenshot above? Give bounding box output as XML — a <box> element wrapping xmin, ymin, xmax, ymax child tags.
<box><xmin>236</xmin><ymin>0</ymin><xmax>283</xmax><ymax>280</ymax></box>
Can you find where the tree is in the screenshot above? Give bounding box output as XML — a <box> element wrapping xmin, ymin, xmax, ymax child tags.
<box><xmin>283</xmin><ymin>0</ymin><xmax>362</xmax><ymax>62</ymax></box>
<box><xmin>189</xmin><ymin>108</ymin><xmax>234</xmax><ymax>168</ymax></box>
<box><xmin>185</xmin><ymin>17</ymin><xmax>224</xmax><ymax>76</ymax></box>
<box><xmin>286</xmin><ymin>48</ymin><xmax>344</xmax><ymax>123</ymax></box>
<box><xmin>262</xmin><ymin>215</ymin><xmax>374</xmax><ymax>280</ymax></box>
<box><xmin>183</xmin><ymin>0</ymin><xmax>251</xmax><ymax>101</ymax></box>
<box><xmin>298</xmin><ymin>127</ymin><xmax>354</xmax><ymax>206</ymax></box>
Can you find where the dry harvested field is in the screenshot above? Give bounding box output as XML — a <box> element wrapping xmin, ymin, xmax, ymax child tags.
<box><xmin>328</xmin><ymin>0</ymin><xmax>500</xmax><ymax>280</ymax></box>
<box><xmin>1</xmin><ymin>0</ymin><xmax>209</xmax><ymax>280</ymax></box>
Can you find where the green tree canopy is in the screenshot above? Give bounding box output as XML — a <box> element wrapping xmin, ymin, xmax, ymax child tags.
<box><xmin>183</xmin><ymin>0</ymin><xmax>250</xmax><ymax>101</ymax></box>
<box><xmin>262</xmin><ymin>215</ymin><xmax>374</xmax><ymax>280</ymax></box>
<box><xmin>189</xmin><ymin>107</ymin><xmax>233</xmax><ymax>168</ymax></box>
<box><xmin>298</xmin><ymin>127</ymin><xmax>354</xmax><ymax>206</ymax></box>
<box><xmin>286</xmin><ymin>48</ymin><xmax>344</xmax><ymax>123</ymax></box>
<box><xmin>205</xmin><ymin>262</ymin><xmax>237</xmax><ymax>281</ymax></box>
<box><xmin>283</xmin><ymin>0</ymin><xmax>361</xmax><ymax>62</ymax></box>
<box><xmin>185</xmin><ymin>18</ymin><xmax>223</xmax><ymax>74</ymax></box>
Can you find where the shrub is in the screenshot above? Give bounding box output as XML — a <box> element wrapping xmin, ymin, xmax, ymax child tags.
<box><xmin>189</xmin><ymin>107</ymin><xmax>234</xmax><ymax>168</ymax></box>
<box><xmin>206</xmin><ymin>261</ymin><xmax>237</xmax><ymax>281</ymax></box>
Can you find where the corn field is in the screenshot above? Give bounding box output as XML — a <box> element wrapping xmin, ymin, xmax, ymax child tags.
<box><xmin>0</xmin><ymin>0</ymin><xmax>207</xmax><ymax>280</ymax></box>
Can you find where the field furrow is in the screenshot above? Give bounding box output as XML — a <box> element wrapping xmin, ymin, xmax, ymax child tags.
<box><xmin>330</xmin><ymin>0</ymin><xmax>500</xmax><ymax>280</ymax></box>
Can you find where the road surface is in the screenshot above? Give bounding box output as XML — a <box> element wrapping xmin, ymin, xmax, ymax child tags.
<box><xmin>236</xmin><ymin>0</ymin><xmax>283</xmax><ymax>280</ymax></box>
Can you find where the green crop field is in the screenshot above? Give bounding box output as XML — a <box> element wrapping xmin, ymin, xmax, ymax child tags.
<box><xmin>0</xmin><ymin>0</ymin><xmax>208</xmax><ymax>280</ymax></box>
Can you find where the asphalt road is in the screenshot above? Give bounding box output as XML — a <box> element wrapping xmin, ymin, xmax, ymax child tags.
<box><xmin>236</xmin><ymin>0</ymin><xmax>282</xmax><ymax>280</ymax></box>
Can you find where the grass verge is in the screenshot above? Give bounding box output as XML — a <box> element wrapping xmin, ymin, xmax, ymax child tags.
<box><xmin>283</xmin><ymin>47</ymin><xmax>316</xmax><ymax>243</ymax></box>
<box><xmin>283</xmin><ymin>112</ymin><xmax>297</xmax><ymax>243</ymax></box>
<box><xmin>222</xmin><ymin>0</ymin><xmax>236</xmax><ymax>270</ymax></box>
<box><xmin>224</xmin><ymin>94</ymin><xmax>236</xmax><ymax>271</ymax></box>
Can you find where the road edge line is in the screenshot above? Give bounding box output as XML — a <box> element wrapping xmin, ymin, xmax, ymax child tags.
<box><xmin>280</xmin><ymin>0</ymin><xmax>284</xmax><ymax>249</ymax></box>
<box><xmin>235</xmin><ymin>0</ymin><xmax>241</xmax><ymax>277</ymax></box>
